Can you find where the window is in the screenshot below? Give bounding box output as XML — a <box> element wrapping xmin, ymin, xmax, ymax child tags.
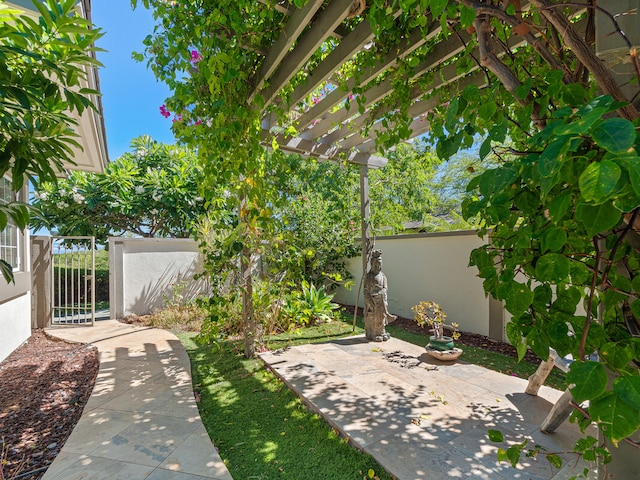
<box><xmin>0</xmin><ymin>176</ymin><xmax>20</xmax><ymax>270</ymax></box>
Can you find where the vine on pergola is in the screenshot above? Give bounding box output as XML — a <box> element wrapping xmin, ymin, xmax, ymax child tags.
<box><xmin>135</xmin><ymin>0</ymin><xmax>640</xmax><ymax>461</ymax></box>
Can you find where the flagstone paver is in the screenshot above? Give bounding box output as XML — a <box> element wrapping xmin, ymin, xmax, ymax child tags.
<box><xmin>43</xmin><ymin>320</ymin><xmax>232</xmax><ymax>480</ymax></box>
<box><xmin>260</xmin><ymin>334</ymin><xmax>596</xmax><ymax>480</ymax></box>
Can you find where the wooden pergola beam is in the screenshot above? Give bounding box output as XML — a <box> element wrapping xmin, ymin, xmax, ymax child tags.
<box><xmin>258</xmin><ymin>0</ymin><xmax>358</xmax><ymax>110</ymax></box>
<box><xmin>249</xmin><ymin>0</ymin><xmax>324</xmax><ymax>103</ymax></box>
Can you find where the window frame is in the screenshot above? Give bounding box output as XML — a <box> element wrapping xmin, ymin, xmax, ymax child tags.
<box><xmin>0</xmin><ymin>176</ymin><xmax>22</xmax><ymax>272</ymax></box>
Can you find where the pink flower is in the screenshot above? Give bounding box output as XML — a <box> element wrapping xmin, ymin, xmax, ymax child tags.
<box><xmin>190</xmin><ymin>50</ymin><xmax>202</xmax><ymax>64</ymax></box>
<box><xmin>172</xmin><ymin>114</ymin><xmax>183</xmax><ymax>123</ymax></box>
<box><xmin>159</xmin><ymin>104</ymin><xmax>170</xmax><ymax>118</ymax></box>
<box><xmin>193</xmin><ymin>120</ymin><xmax>202</xmax><ymax>126</ymax></box>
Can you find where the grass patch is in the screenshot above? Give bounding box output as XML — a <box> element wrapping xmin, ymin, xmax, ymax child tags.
<box><xmin>178</xmin><ymin>317</ymin><xmax>393</xmax><ymax>480</ymax></box>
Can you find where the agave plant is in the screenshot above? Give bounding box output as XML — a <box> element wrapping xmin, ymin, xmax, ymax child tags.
<box><xmin>296</xmin><ymin>281</ymin><xmax>339</xmax><ymax>325</ymax></box>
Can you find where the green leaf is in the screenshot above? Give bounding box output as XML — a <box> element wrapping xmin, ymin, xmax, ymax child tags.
<box><xmin>533</xmin><ymin>284</ymin><xmax>552</xmax><ymax>307</ymax></box>
<box><xmin>498</xmin><ymin>280</ymin><xmax>533</xmax><ymax>316</ymax></box>
<box><xmin>613</xmin><ymin>376</ymin><xmax>640</xmax><ymax>408</ymax></box>
<box><xmin>459</xmin><ymin>5</ymin><xmax>476</xmax><ymax>29</ymax></box>
<box><xmin>527</xmin><ymin>327</ymin><xmax>550</xmax><ymax>360</ymax></box>
<box><xmin>538</xmin><ymin>136</ymin><xmax>571</xmax><ymax>176</ymax></box>
<box><xmin>478</xmin><ymin>167</ymin><xmax>517</xmax><ymax>197</ymax></box>
<box><xmin>551</xmin><ymin>287</ymin><xmax>582</xmax><ymax>315</ymax></box>
<box><xmin>541</xmin><ymin>228</ymin><xmax>567</xmax><ymax>253</ymax></box>
<box><xmin>430</xmin><ymin>0</ymin><xmax>448</xmax><ymax>18</ymax></box>
<box><xmin>506</xmin><ymin>445</ymin><xmax>521</xmax><ymax>467</ymax></box>
<box><xmin>628</xmin><ymin>157</ymin><xmax>640</xmax><ymax>196</ymax></box>
<box><xmin>546</xmin><ymin>454</ymin><xmax>563</xmax><ymax>470</ymax></box>
<box><xmin>569</xmin><ymin>261</ymin><xmax>591</xmax><ymax>285</ymax></box>
<box><xmin>579</xmin><ymin>160</ymin><xmax>622</xmax><ymax>203</ymax></box>
<box><xmin>1</xmin><ymin>259</ymin><xmax>14</xmax><ymax>284</ymax></box>
<box><xmin>548</xmin><ymin>190</ymin><xmax>573</xmax><ymax>223</ymax></box>
<box><xmin>567</xmin><ymin>361</ymin><xmax>607</xmax><ymax>403</ymax></box>
<box><xmin>554</xmin><ymin>114</ymin><xmax>598</xmax><ymax>137</ymax></box>
<box><xmin>600</xmin><ymin>342</ymin><xmax>634</xmax><ymax>370</ymax></box>
<box><xmin>575</xmin><ymin>202</ymin><xmax>621</xmax><ymax>237</ymax></box>
<box><xmin>590</xmin><ymin>393</ymin><xmax>640</xmax><ymax>446</ymax></box>
<box><xmin>535</xmin><ymin>253</ymin><xmax>570</xmax><ymax>283</ymax></box>
<box><xmin>478</xmin><ymin>101</ymin><xmax>497</xmax><ymax>121</ymax></box>
<box><xmin>592</xmin><ymin>118</ymin><xmax>637</xmax><ymax>153</ymax></box>
<box><xmin>479</xmin><ymin>137</ymin><xmax>492</xmax><ymax>159</ymax></box>
<box><xmin>547</xmin><ymin>320</ymin><xmax>569</xmax><ymax>344</ymax></box>
<box><xmin>487</xmin><ymin>429</ymin><xmax>504</xmax><ymax>442</ymax></box>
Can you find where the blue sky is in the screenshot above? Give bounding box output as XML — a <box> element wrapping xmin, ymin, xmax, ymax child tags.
<box><xmin>92</xmin><ymin>0</ymin><xmax>176</xmax><ymax>160</ymax></box>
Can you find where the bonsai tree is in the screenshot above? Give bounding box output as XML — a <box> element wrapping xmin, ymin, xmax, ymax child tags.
<box><xmin>412</xmin><ymin>301</ymin><xmax>460</xmax><ymax>345</ymax></box>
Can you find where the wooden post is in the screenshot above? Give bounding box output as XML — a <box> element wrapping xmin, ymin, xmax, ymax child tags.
<box><xmin>540</xmin><ymin>389</ymin><xmax>574</xmax><ymax>433</ymax></box>
<box><xmin>525</xmin><ymin>357</ymin><xmax>555</xmax><ymax>395</ymax></box>
<box><xmin>359</xmin><ymin>163</ymin><xmax>371</xmax><ymax>275</ymax></box>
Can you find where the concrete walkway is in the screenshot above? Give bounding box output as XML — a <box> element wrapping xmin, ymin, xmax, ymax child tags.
<box><xmin>259</xmin><ymin>335</ymin><xmax>596</xmax><ymax>480</ymax></box>
<box><xmin>43</xmin><ymin>320</ymin><xmax>233</xmax><ymax>480</ymax></box>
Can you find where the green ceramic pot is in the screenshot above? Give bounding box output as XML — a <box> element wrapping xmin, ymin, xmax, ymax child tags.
<box><xmin>428</xmin><ymin>336</ymin><xmax>455</xmax><ymax>351</ymax></box>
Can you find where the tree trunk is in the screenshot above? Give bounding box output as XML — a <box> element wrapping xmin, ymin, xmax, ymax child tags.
<box><xmin>242</xmin><ymin>244</ymin><xmax>255</xmax><ymax>358</ymax></box>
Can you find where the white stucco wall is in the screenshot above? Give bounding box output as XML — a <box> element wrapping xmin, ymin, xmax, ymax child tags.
<box><xmin>334</xmin><ymin>230</ymin><xmax>493</xmax><ymax>337</ymax></box>
<box><xmin>109</xmin><ymin>237</ymin><xmax>209</xmax><ymax>318</ymax></box>
<box><xmin>0</xmin><ymin>181</ymin><xmax>32</xmax><ymax>363</ymax></box>
<box><xmin>0</xmin><ymin>286</ymin><xmax>31</xmax><ymax>363</ymax></box>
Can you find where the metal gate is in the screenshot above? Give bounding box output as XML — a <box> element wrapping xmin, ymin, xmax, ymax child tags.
<box><xmin>51</xmin><ymin>236</ymin><xmax>95</xmax><ymax>325</ymax></box>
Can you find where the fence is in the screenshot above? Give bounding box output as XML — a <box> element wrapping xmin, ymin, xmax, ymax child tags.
<box><xmin>109</xmin><ymin>237</ymin><xmax>210</xmax><ymax>318</ymax></box>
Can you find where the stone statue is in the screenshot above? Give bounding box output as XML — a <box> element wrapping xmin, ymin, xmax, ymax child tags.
<box><xmin>364</xmin><ymin>249</ymin><xmax>396</xmax><ymax>341</ymax></box>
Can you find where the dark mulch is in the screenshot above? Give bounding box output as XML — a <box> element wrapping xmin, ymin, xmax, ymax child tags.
<box><xmin>0</xmin><ymin>330</ymin><xmax>98</xmax><ymax>480</ymax></box>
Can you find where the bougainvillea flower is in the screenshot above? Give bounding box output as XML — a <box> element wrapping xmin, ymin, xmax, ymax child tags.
<box><xmin>159</xmin><ymin>104</ymin><xmax>170</xmax><ymax>118</ymax></box>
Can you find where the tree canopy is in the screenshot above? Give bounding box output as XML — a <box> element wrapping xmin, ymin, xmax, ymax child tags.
<box><xmin>32</xmin><ymin>136</ymin><xmax>206</xmax><ymax>242</ymax></box>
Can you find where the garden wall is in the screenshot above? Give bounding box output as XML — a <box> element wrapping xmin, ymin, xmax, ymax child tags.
<box><xmin>334</xmin><ymin>230</ymin><xmax>507</xmax><ymax>341</ymax></box>
<box><xmin>109</xmin><ymin>237</ymin><xmax>209</xmax><ymax>319</ymax></box>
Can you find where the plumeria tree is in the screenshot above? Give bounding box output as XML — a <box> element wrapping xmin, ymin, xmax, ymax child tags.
<box><xmin>32</xmin><ymin>136</ymin><xmax>206</xmax><ymax>242</ymax></box>
<box><xmin>0</xmin><ymin>0</ymin><xmax>103</xmax><ymax>282</ymax></box>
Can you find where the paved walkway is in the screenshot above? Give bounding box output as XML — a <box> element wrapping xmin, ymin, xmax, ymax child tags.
<box><xmin>259</xmin><ymin>335</ymin><xmax>595</xmax><ymax>480</ymax></box>
<box><xmin>43</xmin><ymin>320</ymin><xmax>233</xmax><ymax>480</ymax></box>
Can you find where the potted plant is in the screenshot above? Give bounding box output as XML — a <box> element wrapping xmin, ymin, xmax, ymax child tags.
<box><xmin>411</xmin><ymin>301</ymin><xmax>463</xmax><ymax>360</ymax></box>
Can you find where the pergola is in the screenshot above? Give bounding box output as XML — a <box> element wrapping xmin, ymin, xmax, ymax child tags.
<box><xmin>144</xmin><ymin>0</ymin><xmax>639</xmax><ymax>284</ymax></box>
<box><xmin>246</xmin><ymin>0</ymin><xmax>495</xmax><ymax>269</ymax></box>
<box><xmin>238</xmin><ymin>0</ymin><xmax>605</xmax><ymax>270</ymax></box>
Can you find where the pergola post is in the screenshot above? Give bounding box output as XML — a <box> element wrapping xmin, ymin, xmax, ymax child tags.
<box><xmin>359</xmin><ymin>163</ymin><xmax>371</xmax><ymax>275</ymax></box>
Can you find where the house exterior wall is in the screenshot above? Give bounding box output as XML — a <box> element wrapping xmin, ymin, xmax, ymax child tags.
<box><xmin>1</xmin><ymin>1</ymin><xmax>107</xmax><ymax>364</ymax></box>
<box><xmin>109</xmin><ymin>237</ymin><xmax>209</xmax><ymax>318</ymax></box>
<box><xmin>334</xmin><ymin>230</ymin><xmax>506</xmax><ymax>340</ymax></box>
<box><xmin>0</xmin><ymin>182</ymin><xmax>31</xmax><ymax>362</ymax></box>
<box><xmin>0</xmin><ymin>293</ymin><xmax>31</xmax><ymax>362</ymax></box>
